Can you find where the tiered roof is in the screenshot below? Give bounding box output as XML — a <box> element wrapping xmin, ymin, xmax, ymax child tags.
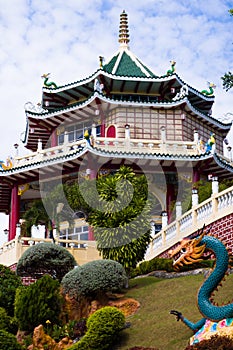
<box><xmin>0</xmin><ymin>11</ymin><xmax>232</xmax><ymax>214</ymax></box>
<box><xmin>22</xmin><ymin>11</ymin><xmax>228</xmax><ymax>151</ymax></box>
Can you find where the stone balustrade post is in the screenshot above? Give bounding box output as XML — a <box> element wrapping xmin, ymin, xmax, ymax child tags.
<box><xmin>161</xmin><ymin>211</ymin><xmax>168</xmax><ymax>228</ymax></box>
<box><xmin>192</xmin><ymin>188</ymin><xmax>198</xmax><ymax>207</ymax></box>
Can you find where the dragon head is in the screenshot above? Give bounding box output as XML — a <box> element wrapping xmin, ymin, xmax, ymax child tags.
<box><xmin>169</xmin><ymin>231</ymin><xmax>206</xmax><ymax>271</ymax></box>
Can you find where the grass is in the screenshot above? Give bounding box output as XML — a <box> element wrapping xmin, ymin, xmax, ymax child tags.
<box><xmin>113</xmin><ymin>273</ymin><xmax>233</xmax><ymax>350</ymax></box>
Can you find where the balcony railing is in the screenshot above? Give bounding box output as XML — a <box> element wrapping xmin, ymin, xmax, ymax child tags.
<box><xmin>0</xmin><ymin>237</ymin><xmax>100</xmax><ymax>267</ymax></box>
<box><xmin>145</xmin><ymin>185</ymin><xmax>233</xmax><ymax>261</ymax></box>
<box><xmin>12</xmin><ymin>136</ymin><xmax>200</xmax><ymax>169</ymax></box>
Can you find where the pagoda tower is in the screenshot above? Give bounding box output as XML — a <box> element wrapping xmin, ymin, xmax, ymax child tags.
<box><xmin>0</xmin><ymin>10</ymin><xmax>232</xmax><ymax>243</ymax></box>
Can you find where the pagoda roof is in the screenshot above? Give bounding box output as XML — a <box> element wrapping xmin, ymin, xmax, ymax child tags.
<box><xmin>23</xmin><ymin>90</ymin><xmax>231</xmax><ymax>151</ymax></box>
<box><xmin>37</xmin><ymin>11</ymin><xmax>216</xmax><ymax>123</ymax></box>
<box><xmin>1</xmin><ymin>142</ymin><xmax>233</xmax><ymax>213</ymax></box>
<box><xmin>102</xmin><ymin>48</ymin><xmax>157</xmax><ymax>78</ymax></box>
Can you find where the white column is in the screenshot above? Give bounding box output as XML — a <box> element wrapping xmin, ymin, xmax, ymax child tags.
<box><xmin>91</xmin><ymin>123</ymin><xmax>97</xmax><ymax>138</ymax></box>
<box><xmin>176</xmin><ymin>201</ymin><xmax>182</xmax><ymax>218</ymax></box>
<box><xmin>193</xmin><ymin>130</ymin><xmax>199</xmax><ymax>142</ymax></box>
<box><xmin>161</xmin><ymin>211</ymin><xmax>168</xmax><ymax>228</ymax></box>
<box><xmin>125</xmin><ymin>124</ymin><xmax>130</xmax><ymax>139</ymax></box>
<box><xmin>37</xmin><ymin>139</ymin><xmax>42</xmax><ymax>151</ymax></box>
<box><xmin>160</xmin><ymin>126</ymin><xmax>166</xmax><ymax>143</ymax></box>
<box><xmin>192</xmin><ymin>188</ymin><xmax>199</xmax><ymax>207</ymax></box>
<box><xmin>212</xmin><ymin>176</ymin><xmax>219</xmax><ymax>195</ymax></box>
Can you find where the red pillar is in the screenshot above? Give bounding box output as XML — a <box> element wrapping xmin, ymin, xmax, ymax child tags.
<box><xmin>51</xmin><ymin>129</ymin><xmax>58</xmax><ymax>147</ymax></box>
<box><xmin>88</xmin><ymin>226</ymin><xmax>95</xmax><ymax>241</ymax></box>
<box><xmin>9</xmin><ymin>184</ymin><xmax>20</xmax><ymax>241</ymax></box>
<box><xmin>193</xmin><ymin>167</ymin><xmax>200</xmax><ymax>184</ymax></box>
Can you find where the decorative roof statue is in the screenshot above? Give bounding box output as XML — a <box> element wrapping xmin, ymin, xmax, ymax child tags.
<box><xmin>166</xmin><ymin>60</ymin><xmax>176</xmax><ymax>76</ymax></box>
<box><xmin>201</xmin><ymin>82</ymin><xmax>216</xmax><ymax>96</ymax></box>
<box><xmin>41</xmin><ymin>73</ymin><xmax>58</xmax><ymax>89</ymax></box>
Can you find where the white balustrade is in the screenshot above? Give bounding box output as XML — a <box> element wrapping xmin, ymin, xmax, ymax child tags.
<box><xmin>145</xmin><ymin>184</ymin><xmax>233</xmax><ymax>261</ymax></box>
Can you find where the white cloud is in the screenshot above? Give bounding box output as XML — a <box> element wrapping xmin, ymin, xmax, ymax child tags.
<box><xmin>0</xmin><ymin>0</ymin><xmax>232</xmax><ymax>233</ymax></box>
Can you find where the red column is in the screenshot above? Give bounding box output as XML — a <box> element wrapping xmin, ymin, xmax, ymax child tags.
<box><xmin>9</xmin><ymin>184</ymin><xmax>20</xmax><ymax>241</ymax></box>
<box><xmin>193</xmin><ymin>167</ymin><xmax>200</xmax><ymax>184</ymax></box>
<box><xmin>51</xmin><ymin>129</ymin><xmax>58</xmax><ymax>147</ymax></box>
<box><xmin>88</xmin><ymin>226</ymin><xmax>95</xmax><ymax>241</ymax></box>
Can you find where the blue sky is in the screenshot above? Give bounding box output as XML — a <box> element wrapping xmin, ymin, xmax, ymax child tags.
<box><xmin>0</xmin><ymin>0</ymin><xmax>232</xmax><ymax>234</ymax></box>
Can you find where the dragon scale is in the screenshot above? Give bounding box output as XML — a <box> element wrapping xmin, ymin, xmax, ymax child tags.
<box><xmin>169</xmin><ymin>230</ymin><xmax>233</xmax><ymax>331</ymax></box>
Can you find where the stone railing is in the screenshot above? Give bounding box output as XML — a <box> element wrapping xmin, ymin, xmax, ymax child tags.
<box><xmin>145</xmin><ymin>185</ymin><xmax>233</xmax><ymax>261</ymax></box>
<box><xmin>0</xmin><ymin>237</ymin><xmax>100</xmax><ymax>267</ymax></box>
<box><xmin>13</xmin><ymin>140</ymin><xmax>86</xmax><ymax>168</ymax></box>
<box><xmin>94</xmin><ymin>137</ymin><xmax>198</xmax><ymax>155</ymax></box>
<box><xmin>12</xmin><ymin>136</ymin><xmax>200</xmax><ymax>169</ymax></box>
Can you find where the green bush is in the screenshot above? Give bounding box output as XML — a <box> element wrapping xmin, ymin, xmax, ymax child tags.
<box><xmin>130</xmin><ymin>257</ymin><xmax>214</xmax><ymax>278</ymax></box>
<box><xmin>0</xmin><ymin>329</ymin><xmax>22</xmax><ymax>350</ymax></box>
<box><xmin>69</xmin><ymin>306</ymin><xmax>125</xmax><ymax>350</ymax></box>
<box><xmin>0</xmin><ymin>307</ymin><xmax>18</xmax><ymax>334</ymax></box>
<box><xmin>15</xmin><ymin>274</ymin><xmax>64</xmax><ymax>332</ymax></box>
<box><xmin>61</xmin><ymin>259</ymin><xmax>127</xmax><ymax>299</ymax></box>
<box><xmin>0</xmin><ymin>265</ymin><xmax>22</xmax><ymax>316</ymax></box>
<box><xmin>16</xmin><ymin>242</ymin><xmax>77</xmax><ymax>281</ymax></box>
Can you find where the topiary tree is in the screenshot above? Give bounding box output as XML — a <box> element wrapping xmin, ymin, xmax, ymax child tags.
<box><xmin>16</xmin><ymin>242</ymin><xmax>77</xmax><ymax>281</ymax></box>
<box><xmin>0</xmin><ymin>265</ymin><xmax>22</xmax><ymax>317</ymax></box>
<box><xmin>15</xmin><ymin>274</ymin><xmax>64</xmax><ymax>332</ymax></box>
<box><xmin>87</xmin><ymin>166</ymin><xmax>152</xmax><ymax>271</ymax></box>
<box><xmin>0</xmin><ymin>329</ymin><xmax>22</xmax><ymax>350</ymax></box>
<box><xmin>61</xmin><ymin>259</ymin><xmax>127</xmax><ymax>300</ymax></box>
<box><xmin>69</xmin><ymin>306</ymin><xmax>125</xmax><ymax>350</ymax></box>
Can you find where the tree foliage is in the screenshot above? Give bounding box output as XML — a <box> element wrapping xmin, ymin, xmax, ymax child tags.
<box><xmin>15</xmin><ymin>275</ymin><xmax>63</xmax><ymax>332</ymax></box>
<box><xmin>69</xmin><ymin>306</ymin><xmax>125</xmax><ymax>350</ymax></box>
<box><xmin>221</xmin><ymin>9</ymin><xmax>233</xmax><ymax>91</ymax></box>
<box><xmin>86</xmin><ymin>166</ymin><xmax>152</xmax><ymax>269</ymax></box>
<box><xmin>16</xmin><ymin>242</ymin><xmax>77</xmax><ymax>281</ymax></box>
<box><xmin>22</xmin><ymin>199</ymin><xmax>51</xmax><ymax>236</ymax></box>
<box><xmin>222</xmin><ymin>71</ymin><xmax>233</xmax><ymax>91</ymax></box>
<box><xmin>0</xmin><ymin>265</ymin><xmax>22</xmax><ymax>317</ymax></box>
<box><xmin>61</xmin><ymin>259</ymin><xmax>127</xmax><ymax>299</ymax></box>
<box><xmin>0</xmin><ymin>330</ymin><xmax>23</xmax><ymax>350</ymax></box>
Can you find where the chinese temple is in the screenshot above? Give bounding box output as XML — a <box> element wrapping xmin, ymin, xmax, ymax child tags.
<box><xmin>0</xmin><ymin>10</ymin><xmax>233</xmax><ymax>248</ymax></box>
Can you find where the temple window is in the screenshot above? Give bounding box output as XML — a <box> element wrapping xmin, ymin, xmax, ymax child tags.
<box><xmin>57</xmin><ymin>123</ymin><xmax>101</xmax><ymax>145</ymax></box>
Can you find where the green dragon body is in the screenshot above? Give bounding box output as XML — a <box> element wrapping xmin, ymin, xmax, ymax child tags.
<box><xmin>41</xmin><ymin>73</ymin><xmax>58</xmax><ymax>89</ymax></box>
<box><xmin>166</xmin><ymin>60</ymin><xmax>176</xmax><ymax>76</ymax></box>
<box><xmin>201</xmin><ymin>82</ymin><xmax>216</xmax><ymax>96</ymax></box>
<box><xmin>170</xmin><ymin>229</ymin><xmax>232</xmax><ymax>332</ymax></box>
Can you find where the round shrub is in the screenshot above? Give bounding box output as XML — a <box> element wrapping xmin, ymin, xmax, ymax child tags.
<box><xmin>61</xmin><ymin>259</ymin><xmax>127</xmax><ymax>298</ymax></box>
<box><xmin>0</xmin><ymin>264</ymin><xmax>22</xmax><ymax>316</ymax></box>
<box><xmin>70</xmin><ymin>306</ymin><xmax>125</xmax><ymax>350</ymax></box>
<box><xmin>16</xmin><ymin>242</ymin><xmax>77</xmax><ymax>281</ymax></box>
<box><xmin>0</xmin><ymin>329</ymin><xmax>22</xmax><ymax>350</ymax></box>
<box><xmin>15</xmin><ymin>274</ymin><xmax>64</xmax><ymax>332</ymax></box>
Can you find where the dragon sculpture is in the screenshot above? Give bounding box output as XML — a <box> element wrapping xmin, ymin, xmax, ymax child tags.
<box><xmin>201</xmin><ymin>82</ymin><xmax>216</xmax><ymax>96</ymax></box>
<box><xmin>166</xmin><ymin>60</ymin><xmax>176</xmax><ymax>76</ymax></box>
<box><xmin>0</xmin><ymin>158</ymin><xmax>13</xmax><ymax>170</ymax></box>
<box><xmin>169</xmin><ymin>226</ymin><xmax>233</xmax><ymax>332</ymax></box>
<box><xmin>41</xmin><ymin>73</ymin><xmax>58</xmax><ymax>89</ymax></box>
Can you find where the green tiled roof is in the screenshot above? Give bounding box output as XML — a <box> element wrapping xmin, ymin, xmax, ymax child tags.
<box><xmin>103</xmin><ymin>49</ymin><xmax>157</xmax><ymax>78</ymax></box>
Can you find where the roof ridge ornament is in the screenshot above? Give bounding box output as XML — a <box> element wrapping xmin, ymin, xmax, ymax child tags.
<box><xmin>118</xmin><ymin>10</ymin><xmax>130</xmax><ymax>49</ymax></box>
<box><xmin>166</xmin><ymin>61</ymin><xmax>176</xmax><ymax>76</ymax></box>
<box><xmin>41</xmin><ymin>73</ymin><xmax>58</xmax><ymax>89</ymax></box>
<box><xmin>201</xmin><ymin>82</ymin><xmax>216</xmax><ymax>96</ymax></box>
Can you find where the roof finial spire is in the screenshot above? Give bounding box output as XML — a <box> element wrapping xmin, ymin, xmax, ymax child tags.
<box><xmin>118</xmin><ymin>10</ymin><xmax>130</xmax><ymax>49</ymax></box>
